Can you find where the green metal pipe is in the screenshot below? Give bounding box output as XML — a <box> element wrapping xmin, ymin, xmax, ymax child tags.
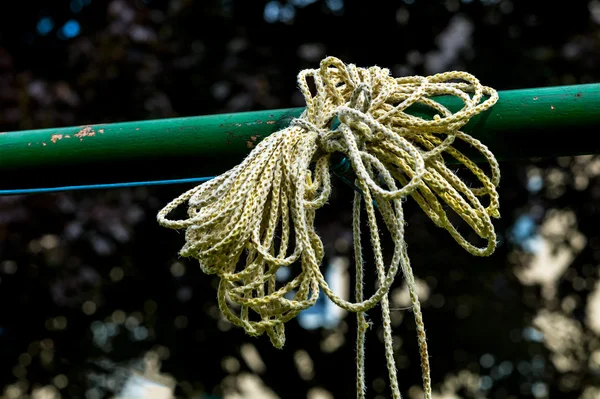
<box><xmin>1</xmin><ymin>83</ymin><xmax>599</xmax><ymax>191</ymax></box>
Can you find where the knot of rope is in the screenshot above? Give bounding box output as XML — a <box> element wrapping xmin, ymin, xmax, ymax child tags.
<box><xmin>157</xmin><ymin>56</ymin><xmax>500</xmax><ymax>399</ymax></box>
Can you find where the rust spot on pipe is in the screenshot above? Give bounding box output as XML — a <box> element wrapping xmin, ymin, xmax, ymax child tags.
<box><xmin>551</xmin><ymin>105</ymin><xmax>555</xmax><ymax>110</ymax></box>
<box><xmin>266</xmin><ymin>120</ymin><xmax>276</xmax><ymax>125</ymax></box>
<box><xmin>222</xmin><ymin>122</ymin><xmax>250</xmax><ymax>129</ymax></box>
<box><xmin>51</xmin><ymin>134</ymin><xmax>63</xmax><ymax>143</ymax></box>
<box><xmin>246</xmin><ymin>134</ymin><xmax>262</xmax><ymax>148</ymax></box>
<box><xmin>74</xmin><ymin>126</ymin><xmax>96</xmax><ymax>141</ymax></box>
<box><xmin>99</xmin><ymin>129</ymin><xmax>105</xmax><ymax>134</ymax></box>
<box><xmin>533</xmin><ymin>96</ymin><xmax>539</xmax><ymax>101</ymax></box>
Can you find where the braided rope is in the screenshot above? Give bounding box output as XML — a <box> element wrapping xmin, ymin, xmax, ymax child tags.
<box><xmin>157</xmin><ymin>56</ymin><xmax>500</xmax><ymax>398</ymax></box>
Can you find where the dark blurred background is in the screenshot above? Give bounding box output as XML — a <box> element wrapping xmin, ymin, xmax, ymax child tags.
<box><xmin>1</xmin><ymin>0</ymin><xmax>600</xmax><ymax>398</ymax></box>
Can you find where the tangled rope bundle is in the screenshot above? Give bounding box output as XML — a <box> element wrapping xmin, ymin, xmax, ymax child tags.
<box><xmin>157</xmin><ymin>57</ymin><xmax>500</xmax><ymax>398</ymax></box>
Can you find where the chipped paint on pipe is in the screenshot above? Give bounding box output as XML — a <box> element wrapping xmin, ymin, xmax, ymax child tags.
<box><xmin>0</xmin><ymin>108</ymin><xmax>298</xmax><ymax>170</ymax></box>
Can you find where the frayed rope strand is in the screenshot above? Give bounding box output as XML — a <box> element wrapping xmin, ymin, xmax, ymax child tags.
<box><xmin>157</xmin><ymin>56</ymin><xmax>500</xmax><ymax>399</ymax></box>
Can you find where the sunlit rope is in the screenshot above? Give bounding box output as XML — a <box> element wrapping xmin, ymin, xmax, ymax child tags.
<box><xmin>157</xmin><ymin>56</ymin><xmax>500</xmax><ymax>399</ymax></box>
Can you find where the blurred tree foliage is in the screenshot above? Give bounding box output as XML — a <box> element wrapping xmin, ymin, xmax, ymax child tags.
<box><xmin>1</xmin><ymin>0</ymin><xmax>600</xmax><ymax>398</ymax></box>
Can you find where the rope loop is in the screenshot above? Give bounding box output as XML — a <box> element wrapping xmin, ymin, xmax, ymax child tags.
<box><xmin>157</xmin><ymin>56</ymin><xmax>500</xmax><ymax>399</ymax></box>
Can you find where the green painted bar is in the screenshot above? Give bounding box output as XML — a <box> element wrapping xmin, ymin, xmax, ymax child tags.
<box><xmin>1</xmin><ymin>83</ymin><xmax>599</xmax><ymax>190</ymax></box>
<box><xmin>0</xmin><ymin>108</ymin><xmax>301</xmax><ymax>169</ymax></box>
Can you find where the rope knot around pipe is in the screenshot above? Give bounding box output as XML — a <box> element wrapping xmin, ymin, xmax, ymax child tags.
<box><xmin>157</xmin><ymin>56</ymin><xmax>501</xmax><ymax>399</ymax></box>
